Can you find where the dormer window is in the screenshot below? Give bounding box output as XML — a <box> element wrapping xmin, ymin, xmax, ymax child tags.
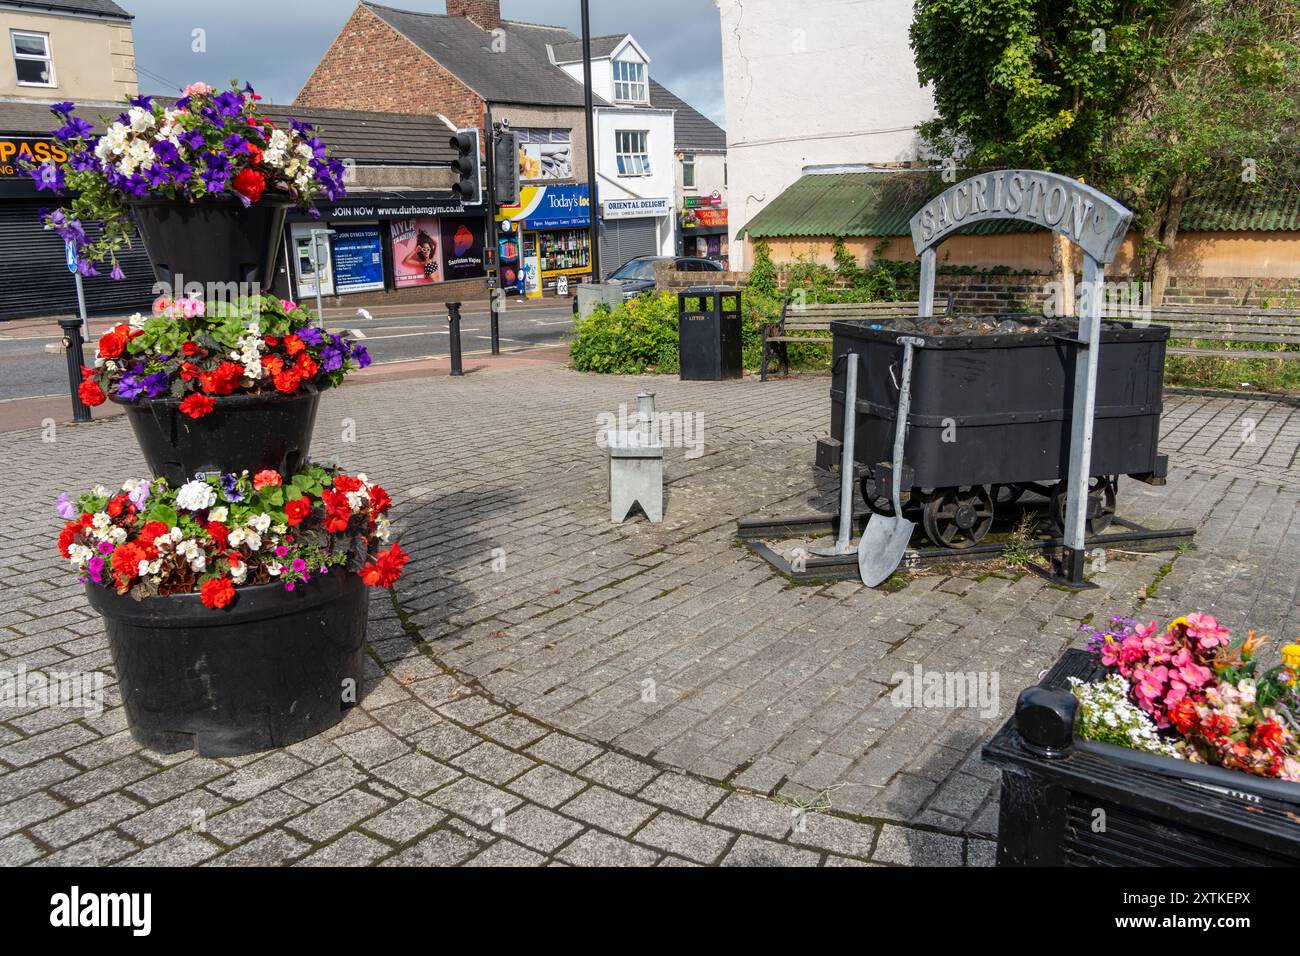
<box><xmin>613</xmin><ymin>59</ymin><xmax>647</xmax><ymax>103</ymax></box>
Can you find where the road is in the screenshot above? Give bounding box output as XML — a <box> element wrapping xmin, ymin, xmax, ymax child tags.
<box><xmin>0</xmin><ymin>300</ymin><xmax>577</xmax><ymax>402</ymax></box>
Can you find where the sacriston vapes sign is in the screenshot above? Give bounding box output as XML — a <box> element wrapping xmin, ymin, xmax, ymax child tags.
<box><xmin>910</xmin><ymin>169</ymin><xmax>1132</xmax><ymax>264</ymax></box>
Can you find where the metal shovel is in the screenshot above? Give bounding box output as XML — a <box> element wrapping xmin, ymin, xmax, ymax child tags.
<box><xmin>858</xmin><ymin>336</ymin><xmax>924</xmax><ymax>586</ymax></box>
<box><xmin>810</xmin><ymin>353</ymin><xmax>860</xmax><ymax>557</ymax></box>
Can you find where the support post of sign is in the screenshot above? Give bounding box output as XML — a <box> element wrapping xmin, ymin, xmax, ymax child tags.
<box><xmin>1059</xmin><ymin>254</ymin><xmax>1106</xmax><ymax>587</ymax></box>
<box><xmin>917</xmin><ymin>248</ymin><xmax>936</xmax><ymax>320</ymax></box>
<box><xmin>310</xmin><ymin>229</ymin><xmax>336</xmax><ymax>330</ymax></box>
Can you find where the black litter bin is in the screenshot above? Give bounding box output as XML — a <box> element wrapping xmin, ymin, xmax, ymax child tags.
<box><xmin>678</xmin><ymin>286</ymin><xmax>743</xmax><ymax>381</ymax></box>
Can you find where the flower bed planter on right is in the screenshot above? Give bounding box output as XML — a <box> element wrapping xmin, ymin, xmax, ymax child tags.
<box><xmin>984</xmin><ymin>649</ymin><xmax>1300</xmax><ymax>866</ymax></box>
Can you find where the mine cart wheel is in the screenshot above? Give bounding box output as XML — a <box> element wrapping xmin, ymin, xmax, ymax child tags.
<box><xmin>921</xmin><ymin>486</ymin><xmax>996</xmax><ymax>550</ymax></box>
<box><xmin>991</xmin><ymin>483</ymin><xmax>1027</xmax><ymax>508</ymax></box>
<box><xmin>1050</xmin><ymin>476</ymin><xmax>1118</xmax><ymax>537</ymax></box>
<box><xmin>860</xmin><ymin>476</ymin><xmax>897</xmax><ymax>517</ymax></box>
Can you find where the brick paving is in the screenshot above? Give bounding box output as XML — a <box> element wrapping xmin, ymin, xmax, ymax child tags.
<box><xmin>1</xmin><ymin>366</ymin><xmax>1297</xmax><ymax>866</ymax></box>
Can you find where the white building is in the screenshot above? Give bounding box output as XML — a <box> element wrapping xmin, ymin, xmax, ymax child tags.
<box><xmin>553</xmin><ymin>35</ymin><xmax>678</xmax><ymax>274</ymax></box>
<box><xmin>716</xmin><ymin>0</ymin><xmax>934</xmax><ymax>268</ymax></box>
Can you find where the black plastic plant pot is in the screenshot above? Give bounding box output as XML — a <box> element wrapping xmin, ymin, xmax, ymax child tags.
<box><xmin>129</xmin><ymin>197</ymin><xmax>291</xmax><ymax>290</ymax></box>
<box><xmin>116</xmin><ymin>387</ymin><xmax>320</xmax><ymax>485</ymax></box>
<box><xmin>983</xmin><ymin>649</ymin><xmax>1300</xmax><ymax>866</ymax></box>
<box><xmin>86</xmin><ymin>569</ymin><xmax>368</xmax><ymax>758</ymax></box>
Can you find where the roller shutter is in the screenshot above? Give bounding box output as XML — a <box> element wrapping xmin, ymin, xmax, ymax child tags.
<box><xmin>0</xmin><ymin>201</ymin><xmax>156</xmax><ymax>321</ymax></box>
<box><xmin>599</xmin><ymin>217</ymin><xmax>658</xmax><ymax>278</ymax></box>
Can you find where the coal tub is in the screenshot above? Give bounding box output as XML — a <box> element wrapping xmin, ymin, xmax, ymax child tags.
<box><xmin>817</xmin><ymin>317</ymin><xmax>1170</xmax><ymax>549</ymax></box>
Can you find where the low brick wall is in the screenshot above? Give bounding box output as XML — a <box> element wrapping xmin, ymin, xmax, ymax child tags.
<box><xmin>1162</xmin><ymin>276</ymin><xmax>1300</xmax><ymax>308</ymax></box>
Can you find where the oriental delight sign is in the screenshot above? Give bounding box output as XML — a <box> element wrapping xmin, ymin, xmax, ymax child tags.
<box><xmin>909</xmin><ymin>169</ymin><xmax>1132</xmax><ymax>264</ymax></box>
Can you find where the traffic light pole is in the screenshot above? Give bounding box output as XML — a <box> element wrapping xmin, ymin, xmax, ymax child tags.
<box><xmin>485</xmin><ymin>104</ymin><xmax>501</xmax><ymax>355</ymax></box>
<box><xmin>581</xmin><ymin>0</ymin><xmax>601</xmax><ymax>282</ymax></box>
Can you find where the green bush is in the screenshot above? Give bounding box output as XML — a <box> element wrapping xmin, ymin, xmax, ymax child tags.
<box><xmin>569</xmin><ymin>293</ymin><xmax>681</xmax><ymax>374</ymax></box>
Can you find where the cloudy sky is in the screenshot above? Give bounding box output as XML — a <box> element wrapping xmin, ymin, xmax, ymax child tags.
<box><xmin>123</xmin><ymin>0</ymin><xmax>726</xmax><ymax>125</ymax></box>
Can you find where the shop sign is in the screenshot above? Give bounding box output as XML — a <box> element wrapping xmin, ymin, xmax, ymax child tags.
<box><xmin>602</xmin><ymin>197</ymin><xmax>671</xmax><ymax>219</ymax></box>
<box><xmin>327</xmin><ymin>197</ymin><xmax>468</xmax><ymax>220</ymax></box>
<box><xmin>440</xmin><ymin>216</ymin><xmax>487</xmax><ymax>281</ymax></box>
<box><xmin>0</xmin><ymin>137</ymin><xmax>67</xmax><ymax>179</ymax></box>
<box><xmin>497</xmin><ymin>184</ymin><xmax>590</xmax><ymax>229</ymax></box>
<box><xmin>681</xmin><ymin>208</ymin><xmax>728</xmax><ymax>229</ymax></box>
<box><xmin>391</xmin><ymin>216</ymin><xmax>444</xmax><ymax>287</ymax></box>
<box><xmin>330</xmin><ymin>225</ymin><xmax>386</xmax><ymax>293</ymax></box>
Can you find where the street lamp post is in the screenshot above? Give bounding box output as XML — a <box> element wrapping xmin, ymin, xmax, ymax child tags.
<box><xmin>308</xmin><ymin>228</ymin><xmax>336</xmax><ymax>330</ymax></box>
<box><xmin>581</xmin><ymin>0</ymin><xmax>601</xmax><ymax>282</ymax></box>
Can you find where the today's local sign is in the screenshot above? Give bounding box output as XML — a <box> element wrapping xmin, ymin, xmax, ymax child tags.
<box><xmin>602</xmin><ymin>197</ymin><xmax>671</xmax><ymax>219</ymax></box>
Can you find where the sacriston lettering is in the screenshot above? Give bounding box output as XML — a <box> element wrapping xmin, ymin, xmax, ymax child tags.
<box><xmin>909</xmin><ymin>170</ymin><xmax>1132</xmax><ymax>264</ymax></box>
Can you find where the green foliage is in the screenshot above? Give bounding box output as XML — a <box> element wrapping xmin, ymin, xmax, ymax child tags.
<box><xmin>569</xmin><ymin>294</ymin><xmax>682</xmax><ymax>374</ymax></box>
<box><xmin>748</xmin><ymin>239</ymin><xmax>780</xmax><ymax>298</ymax></box>
<box><xmin>782</xmin><ymin>240</ymin><xmax>902</xmax><ymax>305</ymax></box>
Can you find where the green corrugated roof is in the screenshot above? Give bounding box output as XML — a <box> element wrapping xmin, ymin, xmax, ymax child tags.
<box><xmin>1180</xmin><ymin>183</ymin><xmax>1300</xmax><ymax>232</ymax></box>
<box><xmin>741</xmin><ymin>170</ymin><xmax>1300</xmax><ymax>239</ymax></box>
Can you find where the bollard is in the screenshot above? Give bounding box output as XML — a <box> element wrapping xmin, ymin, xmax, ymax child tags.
<box><xmin>58</xmin><ymin>318</ymin><xmax>93</xmax><ymax>423</ymax></box>
<box><xmin>490</xmin><ymin>302</ymin><xmax>500</xmax><ymax>356</ymax></box>
<box><xmin>445</xmin><ymin>302</ymin><xmax>465</xmax><ymax>377</ymax></box>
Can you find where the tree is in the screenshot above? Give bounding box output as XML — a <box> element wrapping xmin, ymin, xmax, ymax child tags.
<box><xmin>911</xmin><ymin>0</ymin><xmax>1300</xmax><ymax>303</ymax></box>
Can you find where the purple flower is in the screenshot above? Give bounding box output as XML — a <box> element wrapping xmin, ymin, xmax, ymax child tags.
<box><xmin>297</xmin><ymin>326</ymin><xmax>323</xmax><ymax>347</ymax></box>
<box><xmin>291</xmin><ymin>558</ymin><xmax>308</xmax><ymax>574</ymax></box>
<box><xmin>53</xmin><ymin>116</ymin><xmax>93</xmax><ymax>142</ymax></box>
<box><xmin>117</xmin><ymin>375</ymin><xmax>145</xmax><ymax>402</ymax></box>
<box><xmin>110</xmin><ymin>263</ymin><xmax>127</xmax><ymax>281</ymax></box>
<box><xmin>50</xmin><ymin>101</ymin><xmax>75</xmax><ymax>117</ymax></box>
<box><xmin>351</xmin><ymin>344</ymin><xmax>372</xmax><ymax>369</ymax></box>
<box><xmin>276</xmin><ymin>546</ymin><xmax>290</xmax><ymax>558</ymax></box>
<box><xmin>180</xmin><ymin>129</ymin><xmax>206</xmax><ymax>152</ymax></box>
<box><xmin>69</xmin><ymin>148</ymin><xmax>99</xmax><ymax>172</ymax></box>
<box><xmin>129</xmin><ymin>94</ymin><xmax>153</xmax><ymax>110</ymax></box>
<box><xmin>97</xmin><ymin>541</ymin><xmax>115</xmax><ymax>556</ymax></box>
<box><xmin>213</xmin><ymin>91</ymin><xmax>244</xmax><ymax>117</ymax></box>
<box><xmin>221</xmin><ymin>474</ymin><xmax>245</xmax><ymax>504</ymax></box>
<box><xmin>56</xmin><ymin>493</ymin><xmax>76</xmax><ymax>520</ymax></box>
<box><xmin>77</xmin><ymin>259</ymin><xmax>99</xmax><ymax>278</ymax></box>
<box><xmin>128</xmin><ymin>482</ymin><xmax>151</xmax><ymax>510</ymax></box>
<box><xmin>153</xmin><ymin>141</ymin><xmax>181</xmax><ymax>164</ymax></box>
<box><xmin>29</xmin><ymin>163</ymin><xmax>65</xmax><ymax>192</ymax></box>
<box><xmin>284</xmin><ymin>582</ymin><xmax>296</xmax><ymax>592</ymax></box>
<box><xmin>87</xmin><ymin>556</ymin><xmax>105</xmax><ymax>580</ymax></box>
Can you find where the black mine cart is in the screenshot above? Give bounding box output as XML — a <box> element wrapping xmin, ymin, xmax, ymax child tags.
<box><xmin>678</xmin><ymin>286</ymin><xmax>743</xmax><ymax>381</ymax></box>
<box><xmin>816</xmin><ymin>317</ymin><xmax>1171</xmax><ymax>550</ymax></box>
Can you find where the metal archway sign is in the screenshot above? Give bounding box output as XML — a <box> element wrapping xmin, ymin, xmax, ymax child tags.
<box><xmin>908</xmin><ymin>170</ymin><xmax>1135</xmax><ymax>586</ymax></box>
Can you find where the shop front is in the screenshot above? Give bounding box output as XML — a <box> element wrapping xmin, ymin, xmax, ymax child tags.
<box><xmin>0</xmin><ymin>134</ymin><xmax>156</xmax><ymax>320</ymax></box>
<box><xmin>600</xmin><ymin>196</ymin><xmax>673</xmax><ymax>277</ymax></box>
<box><xmin>496</xmin><ymin>183</ymin><xmax>592</xmax><ymax>296</ymax></box>
<box><xmin>679</xmin><ymin>196</ymin><xmax>729</xmax><ymax>268</ymax></box>
<box><xmin>281</xmin><ymin>192</ymin><xmax>489</xmax><ymax>303</ymax></box>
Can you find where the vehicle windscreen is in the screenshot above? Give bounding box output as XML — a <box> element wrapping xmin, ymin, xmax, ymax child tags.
<box><xmin>612</xmin><ymin>259</ymin><xmax>657</xmax><ymax>281</ymax></box>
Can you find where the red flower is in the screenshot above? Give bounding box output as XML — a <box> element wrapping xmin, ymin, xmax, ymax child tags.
<box><xmin>57</xmin><ymin>521</ymin><xmax>80</xmax><ymax>559</ymax></box>
<box><xmin>295</xmin><ymin>353</ymin><xmax>319</xmax><ymax>378</ymax></box>
<box><xmin>273</xmin><ymin>368</ymin><xmax>303</xmax><ymax>395</ymax></box>
<box><xmin>106</xmin><ymin>495</ymin><xmax>129</xmax><ymax>519</ymax></box>
<box><xmin>179</xmin><ymin>362</ymin><xmax>201</xmax><ymax>382</ymax></box>
<box><xmin>179</xmin><ymin>393</ymin><xmax>216</xmax><ymax>419</ymax></box>
<box><xmin>232</xmin><ymin>168</ymin><xmax>266</xmax><ymax>203</ymax></box>
<box><xmin>200</xmin><ymin>362</ymin><xmax>244</xmax><ymax>396</ymax></box>
<box><xmin>368</xmin><ymin>485</ymin><xmax>392</xmax><ymax>516</ymax></box>
<box><xmin>284</xmin><ymin>497</ymin><xmax>312</xmax><ymax>526</ymax></box>
<box><xmin>246</xmin><ymin>143</ymin><xmax>264</xmax><ymax>166</ymax></box>
<box><xmin>284</xmin><ymin>334</ymin><xmax>305</xmax><ymax>356</ymax></box>
<box><xmin>200</xmin><ymin>576</ymin><xmax>237</xmax><ymax>610</ymax></box>
<box><xmin>181</xmin><ymin>341</ymin><xmax>200</xmax><ymax>356</ymax></box>
<box><xmin>263</xmin><ymin>335</ymin><xmax>279</xmax><ymax>348</ymax></box>
<box><xmin>321</xmin><ymin>488</ymin><xmax>352</xmax><ymax>532</ymax></box>
<box><xmin>361</xmin><ymin>543</ymin><xmax>409</xmax><ymax>588</ymax></box>
<box><xmin>78</xmin><ymin>380</ymin><xmax>105</xmax><ymax>407</ymax></box>
<box><xmin>111</xmin><ymin>541</ymin><xmax>148</xmax><ymax>585</ymax></box>
<box><xmin>206</xmin><ymin>521</ymin><xmax>229</xmax><ymax>550</ymax></box>
<box><xmin>98</xmin><ymin>328</ymin><xmax>128</xmax><ymax>359</ymax></box>
<box><xmin>139</xmin><ymin>521</ymin><xmax>170</xmax><ymax>547</ymax></box>
<box><xmin>253</xmin><ymin>470</ymin><xmax>282</xmax><ymax>491</ymax></box>
<box><xmin>333</xmin><ymin>475</ymin><xmax>363</xmax><ymax>494</ymax></box>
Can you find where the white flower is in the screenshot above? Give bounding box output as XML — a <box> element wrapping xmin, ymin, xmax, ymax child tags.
<box><xmin>273</xmin><ymin>524</ymin><xmax>287</xmax><ymax>535</ymax></box>
<box><xmin>176</xmin><ymin>480</ymin><xmax>217</xmax><ymax>512</ymax></box>
<box><xmin>91</xmin><ymin>513</ymin><xmax>111</xmax><ymax>531</ymax></box>
<box><xmin>375</xmin><ymin>516</ymin><xmax>391</xmax><ymax>543</ymax></box>
<box><xmin>107</xmin><ymin>527</ymin><xmax>127</xmax><ymax>545</ymax></box>
<box><xmin>228</xmin><ymin>529</ymin><xmax>248</xmax><ymax>548</ymax></box>
<box><xmin>230</xmin><ymin>563</ymin><xmax>248</xmax><ymax>585</ymax></box>
<box><xmin>169</xmin><ymin>527</ymin><xmax>184</xmax><ymax>543</ymax></box>
<box><xmin>208</xmin><ymin>506</ymin><xmax>228</xmax><ymax>524</ymax></box>
<box><xmin>68</xmin><ymin>544</ymin><xmax>94</xmax><ymax>565</ymax></box>
<box><xmin>243</xmin><ymin>531</ymin><xmax>263</xmax><ymax>551</ymax></box>
<box><xmin>250</xmin><ymin>513</ymin><xmax>272</xmax><ymax>534</ymax></box>
<box><xmin>127</xmin><ymin>106</ymin><xmax>155</xmax><ymax>132</ymax></box>
<box><xmin>267</xmin><ymin>562</ymin><xmax>284</xmax><ymax>577</ymax></box>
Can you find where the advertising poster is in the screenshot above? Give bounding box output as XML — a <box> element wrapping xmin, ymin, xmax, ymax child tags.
<box><xmin>439</xmin><ymin>217</ymin><xmax>487</xmax><ymax>281</ymax></box>
<box><xmin>516</xmin><ymin>129</ymin><xmax>572</xmax><ymax>181</ymax></box>
<box><xmin>329</xmin><ymin>225</ymin><xmax>385</xmax><ymax>294</ymax></box>
<box><xmin>390</xmin><ymin>216</ymin><xmax>443</xmax><ymax>287</ymax></box>
<box><xmin>498</xmin><ymin>233</ymin><xmax>521</xmax><ymax>293</ymax></box>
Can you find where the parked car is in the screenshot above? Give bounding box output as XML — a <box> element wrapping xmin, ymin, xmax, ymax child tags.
<box><xmin>572</xmin><ymin>256</ymin><xmax>724</xmax><ymax>313</ymax></box>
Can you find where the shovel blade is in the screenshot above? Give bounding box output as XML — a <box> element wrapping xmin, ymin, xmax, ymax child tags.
<box><xmin>857</xmin><ymin>516</ymin><xmax>915</xmax><ymax>587</ymax></box>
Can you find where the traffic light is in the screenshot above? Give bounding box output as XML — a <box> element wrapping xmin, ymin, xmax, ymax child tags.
<box><xmin>493</xmin><ymin>129</ymin><xmax>520</xmax><ymax>207</ymax></box>
<box><xmin>449</xmin><ymin>129</ymin><xmax>481</xmax><ymax>205</ymax></box>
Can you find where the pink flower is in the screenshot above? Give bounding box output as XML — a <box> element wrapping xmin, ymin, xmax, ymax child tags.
<box><xmin>183</xmin><ymin>82</ymin><xmax>212</xmax><ymax>97</ymax></box>
<box><xmin>1183</xmin><ymin>611</ymin><xmax>1230</xmax><ymax>650</ymax></box>
<box><xmin>280</xmin><ymin>299</ymin><xmax>299</xmax><ymax>312</ymax></box>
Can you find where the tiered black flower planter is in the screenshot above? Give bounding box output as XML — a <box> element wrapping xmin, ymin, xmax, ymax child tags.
<box><xmin>984</xmin><ymin>649</ymin><xmax>1300</xmax><ymax>866</ymax></box>
<box><xmin>91</xmin><ymin>199</ymin><xmax>365</xmax><ymax>758</ymax></box>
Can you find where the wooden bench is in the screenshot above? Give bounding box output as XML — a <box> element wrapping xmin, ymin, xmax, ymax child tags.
<box><xmin>1152</xmin><ymin>306</ymin><xmax>1300</xmax><ymax>361</ymax></box>
<box><xmin>760</xmin><ymin>299</ymin><xmax>925</xmax><ymax>381</ymax></box>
